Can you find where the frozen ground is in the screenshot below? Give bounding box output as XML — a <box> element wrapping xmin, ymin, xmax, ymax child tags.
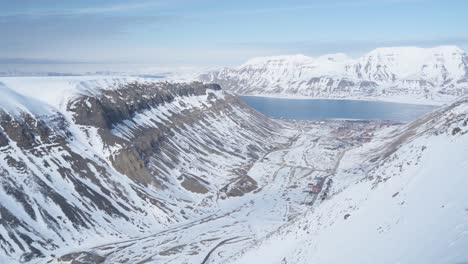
<box><xmin>57</xmin><ymin>120</ymin><xmax>391</xmax><ymax>264</ymax></box>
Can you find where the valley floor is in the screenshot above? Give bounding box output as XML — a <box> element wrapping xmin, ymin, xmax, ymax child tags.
<box><xmin>56</xmin><ymin>120</ymin><xmax>393</xmax><ymax>264</ymax></box>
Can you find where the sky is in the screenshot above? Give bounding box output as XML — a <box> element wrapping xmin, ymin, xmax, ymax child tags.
<box><xmin>1</xmin><ymin>0</ymin><xmax>468</xmax><ymax>72</ymax></box>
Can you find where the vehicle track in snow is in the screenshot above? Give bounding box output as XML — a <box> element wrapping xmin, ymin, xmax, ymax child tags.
<box><xmin>58</xmin><ymin>121</ymin><xmax>373</xmax><ymax>264</ymax></box>
<box><xmin>200</xmin><ymin>236</ymin><xmax>251</xmax><ymax>264</ymax></box>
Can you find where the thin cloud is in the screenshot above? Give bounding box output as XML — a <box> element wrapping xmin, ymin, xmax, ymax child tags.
<box><xmin>0</xmin><ymin>1</ymin><xmax>177</xmax><ymax>17</ymax></box>
<box><xmin>194</xmin><ymin>0</ymin><xmax>428</xmax><ymax>17</ymax></box>
<box><xmin>0</xmin><ymin>12</ymin><xmax>179</xmax><ymax>59</ymax></box>
<box><xmin>0</xmin><ymin>58</ymin><xmax>90</xmax><ymax>64</ymax></box>
<box><xmin>54</xmin><ymin>2</ymin><xmax>164</xmax><ymax>16</ymax></box>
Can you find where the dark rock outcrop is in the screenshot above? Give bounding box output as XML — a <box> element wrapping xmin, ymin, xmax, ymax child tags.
<box><xmin>0</xmin><ymin>80</ymin><xmax>282</xmax><ymax>263</ymax></box>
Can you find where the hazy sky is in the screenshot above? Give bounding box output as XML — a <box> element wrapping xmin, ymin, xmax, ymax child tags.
<box><xmin>1</xmin><ymin>0</ymin><xmax>468</xmax><ymax>70</ymax></box>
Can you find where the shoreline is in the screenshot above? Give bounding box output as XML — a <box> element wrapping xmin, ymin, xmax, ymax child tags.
<box><xmin>237</xmin><ymin>93</ymin><xmax>449</xmax><ymax>107</ymax></box>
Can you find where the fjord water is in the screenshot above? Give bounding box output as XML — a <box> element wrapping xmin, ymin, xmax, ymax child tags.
<box><xmin>241</xmin><ymin>96</ymin><xmax>436</xmax><ymax>122</ymax></box>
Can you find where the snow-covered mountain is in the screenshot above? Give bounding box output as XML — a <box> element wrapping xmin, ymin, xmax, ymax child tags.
<box><xmin>200</xmin><ymin>46</ymin><xmax>468</xmax><ymax>104</ymax></box>
<box><xmin>0</xmin><ymin>77</ymin><xmax>285</xmax><ymax>263</ymax></box>
<box><xmin>2</xmin><ymin>75</ymin><xmax>467</xmax><ymax>264</ymax></box>
<box><xmin>49</xmin><ymin>92</ymin><xmax>468</xmax><ymax>264</ymax></box>
<box><xmin>226</xmin><ymin>96</ymin><xmax>468</xmax><ymax>264</ymax></box>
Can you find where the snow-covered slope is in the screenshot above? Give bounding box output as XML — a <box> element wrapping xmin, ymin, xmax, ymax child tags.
<box><xmin>226</xmin><ymin>96</ymin><xmax>468</xmax><ymax>264</ymax></box>
<box><xmin>200</xmin><ymin>46</ymin><xmax>468</xmax><ymax>104</ymax></box>
<box><xmin>2</xmin><ymin>75</ymin><xmax>467</xmax><ymax>264</ymax></box>
<box><xmin>0</xmin><ymin>77</ymin><xmax>285</xmax><ymax>263</ymax></box>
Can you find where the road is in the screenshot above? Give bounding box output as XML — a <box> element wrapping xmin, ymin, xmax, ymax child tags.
<box><xmin>59</xmin><ymin>122</ymin><xmax>363</xmax><ymax>264</ymax></box>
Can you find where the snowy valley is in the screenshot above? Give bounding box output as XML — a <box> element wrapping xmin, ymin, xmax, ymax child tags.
<box><xmin>3</xmin><ymin>0</ymin><xmax>468</xmax><ymax>262</ymax></box>
<box><xmin>228</xmin><ymin>96</ymin><xmax>468</xmax><ymax>264</ymax></box>
<box><xmin>0</xmin><ymin>75</ymin><xmax>467</xmax><ymax>264</ymax></box>
<box><xmin>0</xmin><ymin>77</ymin><xmax>284</xmax><ymax>263</ymax></box>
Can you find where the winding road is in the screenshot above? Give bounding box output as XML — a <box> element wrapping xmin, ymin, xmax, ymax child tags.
<box><xmin>59</xmin><ymin>122</ymin><xmax>362</xmax><ymax>264</ymax></box>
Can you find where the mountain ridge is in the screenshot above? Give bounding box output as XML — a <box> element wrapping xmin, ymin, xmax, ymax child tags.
<box><xmin>0</xmin><ymin>77</ymin><xmax>286</xmax><ymax>263</ymax></box>
<box><xmin>1</xmin><ymin>76</ymin><xmax>467</xmax><ymax>263</ymax></box>
<box><xmin>200</xmin><ymin>45</ymin><xmax>468</xmax><ymax>105</ymax></box>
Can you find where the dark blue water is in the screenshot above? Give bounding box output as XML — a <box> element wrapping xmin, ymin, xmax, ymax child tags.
<box><xmin>241</xmin><ymin>96</ymin><xmax>437</xmax><ymax>122</ymax></box>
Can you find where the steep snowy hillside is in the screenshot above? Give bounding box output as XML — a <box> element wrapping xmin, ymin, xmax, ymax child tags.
<box><xmin>226</xmin><ymin>97</ymin><xmax>468</xmax><ymax>264</ymax></box>
<box><xmin>2</xmin><ymin>76</ymin><xmax>466</xmax><ymax>264</ymax></box>
<box><xmin>0</xmin><ymin>77</ymin><xmax>285</xmax><ymax>263</ymax></box>
<box><xmin>200</xmin><ymin>46</ymin><xmax>468</xmax><ymax>104</ymax></box>
<box><xmin>54</xmin><ymin>119</ymin><xmax>390</xmax><ymax>264</ymax></box>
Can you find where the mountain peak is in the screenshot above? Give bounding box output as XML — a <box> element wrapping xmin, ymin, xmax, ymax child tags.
<box><xmin>202</xmin><ymin>45</ymin><xmax>468</xmax><ymax>104</ymax></box>
<box><xmin>358</xmin><ymin>45</ymin><xmax>467</xmax><ymax>81</ymax></box>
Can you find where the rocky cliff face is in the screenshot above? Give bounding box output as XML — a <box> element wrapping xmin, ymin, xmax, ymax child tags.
<box><xmin>200</xmin><ymin>46</ymin><xmax>468</xmax><ymax>104</ymax></box>
<box><xmin>0</xmin><ymin>78</ymin><xmax>284</xmax><ymax>263</ymax></box>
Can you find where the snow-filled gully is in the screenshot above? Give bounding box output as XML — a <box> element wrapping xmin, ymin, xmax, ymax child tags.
<box><xmin>59</xmin><ymin>120</ymin><xmax>382</xmax><ymax>264</ymax></box>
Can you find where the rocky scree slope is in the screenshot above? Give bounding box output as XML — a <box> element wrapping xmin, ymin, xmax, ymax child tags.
<box><xmin>200</xmin><ymin>46</ymin><xmax>468</xmax><ymax>104</ymax></box>
<box><xmin>0</xmin><ymin>77</ymin><xmax>284</xmax><ymax>263</ymax></box>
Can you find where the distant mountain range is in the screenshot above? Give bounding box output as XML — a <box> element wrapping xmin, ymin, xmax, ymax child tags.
<box><xmin>200</xmin><ymin>46</ymin><xmax>468</xmax><ymax>104</ymax></box>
